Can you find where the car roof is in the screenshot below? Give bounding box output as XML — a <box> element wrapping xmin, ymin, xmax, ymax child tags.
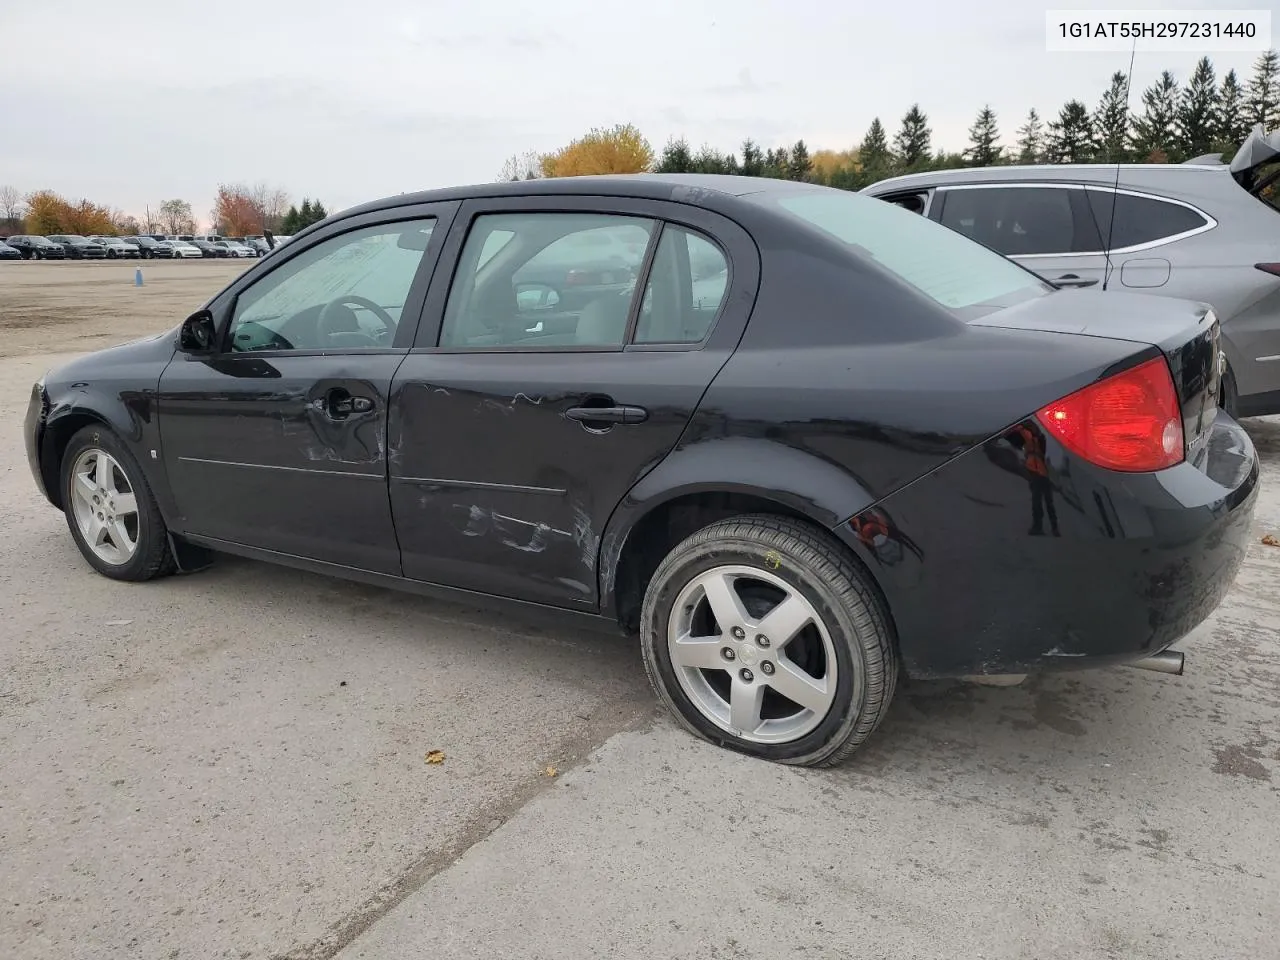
<box><xmin>863</xmin><ymin>163</ymin><xmax>1235</xmax><ymax>193</ymax></box>
<box><xmin>341</xmin><ymin>173</ymin><xmax>815</xmax><ymax>219</ymax></box>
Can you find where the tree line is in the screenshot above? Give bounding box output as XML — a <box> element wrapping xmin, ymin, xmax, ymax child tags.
<box><xmin>502</xmin><ymin>50</ymin><xmax>1279</xmax><ymax>191</ymax></box>
<box><xmin>0</xmin><ymin>182</ymin><xmax>330</xmax><ymax>238</ymax></box>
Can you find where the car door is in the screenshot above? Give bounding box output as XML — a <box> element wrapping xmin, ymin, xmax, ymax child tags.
<box><xmin>387</xmin><ymin>195</ymin><xmax>759</xmax><ymax>609</ymax></box>
<box><xmin>1083</xmin><ymin>186</ymin><xmax>1215</xmax><ymax>291</ymax></box>
<box><xmin>158</xmin><ymin>202</ymin><xmax>457</xmax><ymax>574</ymax></box>
<box><xmin>934</xmin><ymin>183</ymin><xmax>1110</xmax><ymax>289</ymax></box>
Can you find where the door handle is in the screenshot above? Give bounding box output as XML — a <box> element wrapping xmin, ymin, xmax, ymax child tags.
<box><xmin>1050</xmin><ymin>274</ymin><xmax>1099</xmax><ymax>288</ymax></box>
<box><xmin>565</xmin><ymin>404</ymin><xmax>648</xmax><ymax>425</ymax></box>
<box><xmin>324</xmin><ymin>389</ymin><xmax>374</xmax><ymax>420</ymax></box>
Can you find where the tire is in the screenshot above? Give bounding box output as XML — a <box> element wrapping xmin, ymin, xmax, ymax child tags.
<box><xmin>60</xmin><ymin>425</ymin><xmax>175</xmax><ymax>582</ymax></box>
<box><xmin>640</xmin><ymin>514</ymin><xmax>897</xmax><ymax>767</ymax></box>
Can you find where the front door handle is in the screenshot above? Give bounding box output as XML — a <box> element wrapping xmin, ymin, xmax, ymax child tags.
<box><xmin>565</xmin><ymin>404</ymin><xmax>648</xmax><ymax>425</ymax></box>
<box><xmin>1050</xmin><ymin>274</ymin><xmax>1099</xmax><ymax>288</ymax></box>
<box><xmin>324</xmin><ymin>388</ymin><xmax>375</xmax><ymax>420</ymax></box>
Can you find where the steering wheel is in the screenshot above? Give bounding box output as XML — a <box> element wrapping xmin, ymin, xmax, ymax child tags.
<box><xmin>317</xmin><ymin>295</ymin><xmax>397</xmax><ymax>345</ymax></box>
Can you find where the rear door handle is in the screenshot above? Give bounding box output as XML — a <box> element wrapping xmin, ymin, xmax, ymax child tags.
<box><xmin>565</xmin><ymin>404</ymin><xmax>648</xmax><ymax>425</ymax></box>
<box><xmin>1050</xmin><ymin>274</ymin><xmax>1099</xmax><ymax>288</ymax></box>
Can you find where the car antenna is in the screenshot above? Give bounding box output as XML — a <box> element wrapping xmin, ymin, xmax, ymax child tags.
<box><xmin>1102</xmin><ymin>37</ymin><xmax>1138</xmax><ymax>293</ymax></box>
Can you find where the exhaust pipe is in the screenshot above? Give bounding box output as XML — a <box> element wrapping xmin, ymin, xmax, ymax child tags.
<box><xmin>1127</xmin><ymin>650</ymin><xmax>1185</xmax><ymax>675</ymax></box>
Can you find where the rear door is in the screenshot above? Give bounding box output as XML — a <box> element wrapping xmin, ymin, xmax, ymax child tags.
<box><xmin>1083</xmin><ymin>186</ymin><xmax>1215</xmax><ymax>291</ymax></box>
<box><xmin>387</xmin><ymin>195</ymin><xmax>759</xmax><ymax>609</ymax></box>
<box><xmin>934</xmin><ymin>183</ymin><xmax>1110</xmax><ymax>289</ymax></box>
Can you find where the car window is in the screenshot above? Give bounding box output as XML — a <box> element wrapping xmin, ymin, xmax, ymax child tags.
<box><xmin>227</xmin><ymin>218</ymin><xmax>435</xmax><ymax>353</ymax></box>
<box><xmin>1085</xmin><ymin>190</ymin><xmax>1210</xmax><ymax>250</ymax></box>
<box><xmin>634</xmin><ymin>226</ymin><xmax>729</xmax><ymax>344</ymax></box>
<box><xmin>939</xmin><ymin>186</ymin><xmax>1099</xmax><ymax>256</ymax></box>
<box><xmin>767</xmin><ymin>189</ymin><xmax>1050</xmax><ymax>311</ymax></box>
<box><xmin>439</xmin><ymin>213</ymin><xmax>655</xmax><ymax>349</ymax></box>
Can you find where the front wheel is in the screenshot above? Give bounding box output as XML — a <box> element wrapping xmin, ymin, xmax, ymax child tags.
<box><xmin>640</xmin><ymin>515</ymin><xmax>897</xmax><ymax>767</ymax></box>
<box><xmin>60</xmin><ymin>426</ymin><xmax>175</xmax><ymax>581</ymax></box>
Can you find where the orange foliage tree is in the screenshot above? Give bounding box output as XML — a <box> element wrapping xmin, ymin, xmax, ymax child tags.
<box><xmin>539</xmin><ymin>124</ymin><xmax>654</xmax><ymax>177</ymax></box>
<box><xmin>23</xmin><ymin>190</ymin><xmax>116</xmax><ymax>234</ymax></box>
<box><xmin>213</xmin><ymin>184</ymin><xmax>263</xmax><ymax>235</ymax></box>
<box><xmin>24</xmin><ymin>191</ymin><xmax>66</xmax><ymax>234</ymax></box>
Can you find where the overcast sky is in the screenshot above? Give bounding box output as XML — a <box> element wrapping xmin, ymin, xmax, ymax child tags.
<box><xmin>0</xmin><ymin>0</ymin><xmax>1270</xmax><ymax>222</ymax></box>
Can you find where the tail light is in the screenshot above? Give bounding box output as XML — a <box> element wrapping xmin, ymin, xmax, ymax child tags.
<box><xmin>1036</xmin><ymin>356</ymin><xmax>1184</xmax><ymax>472</ymax></box>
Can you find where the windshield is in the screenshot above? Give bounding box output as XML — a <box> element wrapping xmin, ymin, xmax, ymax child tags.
<box><xmin>760</xmin><ymin>189</ymin><xmax>1051</xmax><ymax>313</ymax></box>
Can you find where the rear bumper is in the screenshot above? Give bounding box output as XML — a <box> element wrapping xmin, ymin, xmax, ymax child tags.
<box><xmin>25</xmin><ymin>382</ymin><xmax>53</xmax><ymax>505</ymax></box>
<box><xmin>839</xmin><ymin>411</ymin><xmax>1259</xmax><ymax>678</ymax></box>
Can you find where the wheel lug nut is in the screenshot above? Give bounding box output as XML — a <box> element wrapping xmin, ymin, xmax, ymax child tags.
<box><xmin>756</xmin><ymin>635</ymin><xmax>770</xmax><ymax>648</ymax></box>
<box><xmin>761</xmin><ymin>661</ymin><xmax>775</xmax><ymax>676</ymax></box>
<box><xmin>721</xmin><ymin>647</ymin><xmax>736</xmax><ymax>661</ymax></box>
<box><xmin>730</xmin><ymin>626</ymin><xmax>745</xmax><ymax>640</ymax></box>
<box><xmin>740</xmin><ymin>668</ymin><xmax>754</xmax><ymax>683</ymax></box>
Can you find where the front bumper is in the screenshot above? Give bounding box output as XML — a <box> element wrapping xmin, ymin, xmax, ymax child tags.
<box><xmin>839</xmin><ymin>410</ymin><xmax>1260</xmax><ymax>678</ymax></box>
<box><xmin>24</xmin><ymin>381</ymin><xmax>53</xmax><ymax>505</ymax></box>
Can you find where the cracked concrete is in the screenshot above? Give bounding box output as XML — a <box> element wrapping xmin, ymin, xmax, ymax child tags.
<box><xmin>1</xmin><ymin>327</ymin><xmax>1277</xmax><ymax>959</ymax></box>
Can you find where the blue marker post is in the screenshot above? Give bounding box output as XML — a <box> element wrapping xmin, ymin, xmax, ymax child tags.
<box><xmin>134</xmin><ymin>268</ymin><xmax>143</xmax><ymax>287</ymax></box>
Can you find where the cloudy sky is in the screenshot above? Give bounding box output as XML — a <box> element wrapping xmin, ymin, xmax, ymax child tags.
<box><xmin>0</xmin><ymin>0</ymin><xmax>1269</xmax><ymax>223</ymax></box>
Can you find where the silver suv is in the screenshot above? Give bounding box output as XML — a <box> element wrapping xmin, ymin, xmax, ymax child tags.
<box><xmin>862</xmin><ymin>127</ymin><xmax>1280</xmax><ymax>417</ymax></box>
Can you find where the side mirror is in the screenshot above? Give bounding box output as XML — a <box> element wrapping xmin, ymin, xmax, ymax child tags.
<box><xmin>179</xmin><ymin>310</ymin><xmax>217</xmax><ymax>353</ymax></box>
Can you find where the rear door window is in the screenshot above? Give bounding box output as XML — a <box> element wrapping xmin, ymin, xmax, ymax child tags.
<box><xmin>938</xmin><ymin>186</ymin><xmax>1101</xmax><ymax>256</ymax></box>
<box><xmin>1085</xmin><ymin>190</ymin><xmax>1211</xmax><ymax>250</ymax></box>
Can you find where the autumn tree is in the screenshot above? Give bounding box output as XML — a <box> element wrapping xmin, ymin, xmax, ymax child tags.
<box><xmin>213</xmin><ymin>184</ymin><xmax>262</xmax><ymax>236</ymax></box>
<box><xmin>159</xmin><ymin>198</ymin><xmax>196</xmax><ymax>235</ymax></box>
<box><xmin>540</xmin><ymin>124</ymin><xmax>654</xmax><ymax>177</ymax></box>
<box><xmin>24</xmin><ymin>190</ymin><xmax>67</xmax><ymax>234</ymax></box>
<box><xmin>965</xmin><ymin>105</ymin><xmax>1002</xmax><ymax>166</ymax></box>
<box><xmin>894</xmin><ymin>104</ymin><xmax>932</xmax><ymax>169</ymax></box>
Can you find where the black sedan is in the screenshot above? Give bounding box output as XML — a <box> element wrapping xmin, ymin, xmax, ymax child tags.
<box><xmin>24</xmin><ymin>175</ymin><xmax>1258</xmax><ymax>766</ymax></box>
<box><xmin>46</xmin><ymin>235</ymin><xmax>107</xmax><ymax>259</ymax></box>
<box><xmin>190</xmin><ymin>239</ymin><xmax>227</xmax><ymax>258</ymax></box>
<box><xmin>0</xmin><ymin>239</ymin><xmax>22</xmax><ymax>260</ymax></box>
<box><xmin>5</xmin><ymin>235</ymin><xmax>67</xmax><ymax>259</ymax></box>
<box><xmin>126</xmin><ymin>236</ymin><xmax>163</xmax><ymax>258</ymax></box>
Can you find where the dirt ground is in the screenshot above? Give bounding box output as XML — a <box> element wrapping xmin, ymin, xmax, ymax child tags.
<box><xmin>2</xmin><ymin>259</ymin><xmax>1279</xmax><ymax>960</ymax></box>
<box><xmin>0</xmin><ymin>260</ymin><xmax>249</xmax><ymax>357</ymax></box>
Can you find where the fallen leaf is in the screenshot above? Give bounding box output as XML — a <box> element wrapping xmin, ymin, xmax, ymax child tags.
<box><xmin>1263</xmin><ymin>535</ymin><xmax>1279</xmax><ymax>547</ymax></box>
<box><xmin>425</xmin><ymin>750</ymin><xmax>445</xmax><ymax>765</ymax></box>
<box><xmin>105</xmin><ymin>619</ymin><xmax>133</xmax><ymax>627</ymax></box>
<box><xmin>544</xmin><ymin>766</ymin><xmax>557</xmax><ymax>777</ymax></box>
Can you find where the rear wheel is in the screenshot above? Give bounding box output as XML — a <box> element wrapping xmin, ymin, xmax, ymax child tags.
<box><xmin>640</xmin><ymin>515</ymin><xmax>897</xmax><ymax>767</ymax></box>
<box><xmin>61</xmin><ymin>426</ymin><xmax>175</xmax><ymax>581</ymax></box>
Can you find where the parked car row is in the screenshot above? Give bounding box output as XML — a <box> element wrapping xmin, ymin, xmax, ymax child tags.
<box><xmin>0</xmin><ymin>233</ymin><xmax>293</xmax><ymax>261</ymax></box>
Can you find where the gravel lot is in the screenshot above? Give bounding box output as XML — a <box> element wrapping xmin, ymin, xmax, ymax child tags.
<box><xmin>3</xmin><ymin>260</ymin><xmax>1278</xmax><ymax>960</ymax></box>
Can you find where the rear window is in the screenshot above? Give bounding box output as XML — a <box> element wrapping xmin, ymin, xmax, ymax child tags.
<box><xmin>1085</xmin><ymin>190</ymin><xmax>1210</xmax><ymax>249</ymax></box>
<box><xmin>766</xmin><ymin>190</ymin><xmax>1050</xmax><ymax>311</ymax></box>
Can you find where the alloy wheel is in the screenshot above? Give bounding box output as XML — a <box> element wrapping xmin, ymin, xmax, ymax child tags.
<box><xmin>69</xmin><ymin>448</ymin><xmax>140</xmax><ymax>565</ymax></box>
<box><xmin>667</xmin><ymin>565</ymin><xmax>839</xmax><ymax>743</ymax></box>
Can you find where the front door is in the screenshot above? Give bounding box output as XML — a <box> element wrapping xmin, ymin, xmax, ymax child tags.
<box><xmin>158</xmin><ymin>207</ymin><xmax>453</xmax><ymax>573</ymax></box>
<box><xmin>934</xmin><ymin>183</ymin><xmax>1111</xmax><ymax>289</ymax></box>
<box><xmin>387</xmin><ymin>197</ymin><xmax>758</xmax><ymax>609</ymax></box>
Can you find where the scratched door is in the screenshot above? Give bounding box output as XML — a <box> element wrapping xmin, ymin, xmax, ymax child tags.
<box><xmin>158</xmin><ymin>353</ymin><xmax>404</xmax><ymax>574</ymax></box>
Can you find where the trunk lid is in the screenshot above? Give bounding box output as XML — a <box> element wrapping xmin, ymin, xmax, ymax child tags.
<box><xmin>969</xmin><ymin>289</ymin><xmax>1222</xmax><ymax>467</ymax></box>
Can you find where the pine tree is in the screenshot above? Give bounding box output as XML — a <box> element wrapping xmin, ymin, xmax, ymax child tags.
<box><xmin>859</xmin><ymin>118</ymin><xmax>891</xmax><ymax>172</ymax></box>
<box><xmin>1218</xmin><ymin>69</ymin><xmax>1249</xmax><ymax>147</ymax></box>
<box><xmin>310</xmin><ymin>200</ymin><xmax>328</xmax><ymax>223</ymax></box>
<box><xmin>1046</xmin><ymin>100</ymin><xmax>1096</xmax><ymax>163</ymax></box>
<box><xmin>965</xmin><ymin>105</ymin><xmax>1002</xmax><ymax>166</ymax></box>
<box><xmin>693</xmin><ymin>145</ymin><xmax>737</xmax><ymax>174</ymax></box>
<box><xmin>1094</xmin><ymin>71</ymin><xmax>1131</xmax><ymax>162</ymax></box>
<box><xmin>788</xmin><ymin>140</ymin><xmax>813</xmax><ymax>181</ymax></box>
<box><xmin>894</xmin><ymin>104</ymin><xmax>932</xmax><ymax>169</ymax></box>
<box><xmin>656</xmin><ymin>138</ymin><xmax>695</xmax><ymax>173</ymax></box>
<box><xmin>298</xmin><ymin>199</ymin><xmax>314</xmax><ymax>227</ymax></box>
<box><xmin>762</xmin><ymin>148</ymin><xmax>790</xmax><ymax>179</ymax></box>
<box><xmin>1178</xmin><ymin>56</ymin><xmax>1219</xmax><ymax>158</ymax></box>
<box><xmin>1131</xmin><ymin>71</ymin><xmax>1181</xmax><ymax>161</ymax></box>
<box><xmin>1015</xmin><ymin>108</ymin><xmax>1045</xmax><ymax>163</ymax></box>
<box><xmin>739</xmin><ymin>139</ymin><xmax>764</xmax><ymax>177</ymax></box>
<box><xmin>280</xmin><ymin>204</ymin><xmax>300</xmax><ymax>234</ymax></box>
<box><xmin>1245</xmin><ymin>49</ymin><xmax>1280</xmax><ymax>129</ymax></box>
